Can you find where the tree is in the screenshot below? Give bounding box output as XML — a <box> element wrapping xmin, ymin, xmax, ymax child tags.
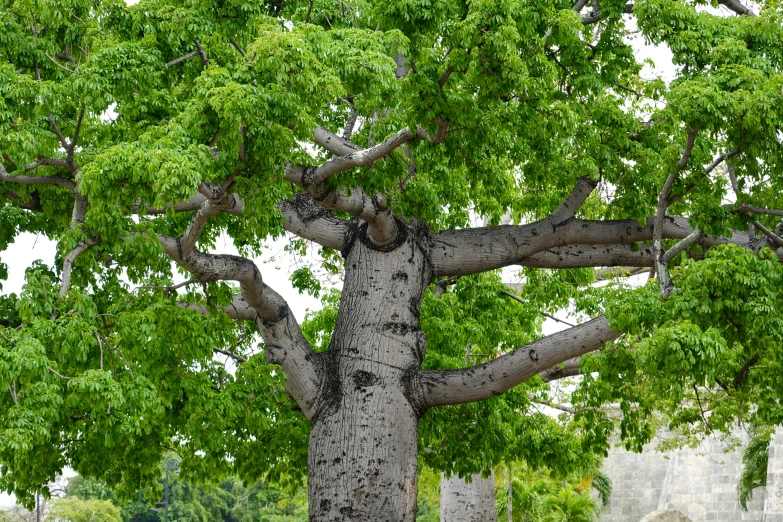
<box><xmin>1</xmin><ymin>0</ymin><xmax>782</xmax><ymax>520</ymax></box>
<box><xmin>49</xmin><ymin>498</ymin><xmax>122</xmax><ymax>522</ymax></box>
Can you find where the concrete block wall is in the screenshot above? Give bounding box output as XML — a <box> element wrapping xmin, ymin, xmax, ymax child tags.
<box><xmin>599</xmin><ymin>429</ymin><xmax>772</xmax><ymax>522</ymax></box>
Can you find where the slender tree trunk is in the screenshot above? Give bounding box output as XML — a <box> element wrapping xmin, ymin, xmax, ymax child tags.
<box><xmin>440</xmin><ymin>471</ymin><xmax>498</xmax><ymax>522</ymax></box>
<box><xmin>508</xmin><ymin>465</ymin><xmax>513</xmax><ymax>522</ymax></box>
<box><xmin>308</xmin><ymin>223</ymin><xmax>430</xmax><ymax>521</ymax></box>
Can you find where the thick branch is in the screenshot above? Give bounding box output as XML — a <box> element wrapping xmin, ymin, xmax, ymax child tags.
<box><xmin>431</xmin><ymin>211</ymin><xmax>765</xmax><ymax>277</ymax></box>
<box><xmin>754</xmin><ymin>221</ymin><xmax>783</xmax><ymax>248</ymax></box>
<box><xmin>59</xmin><ymin>239</ymin><xmax>98</xmax><ymax>297</ymax></box>
<box><xmin>417</xmin><ymin>316</ymin><xmax>619</xmax><ymax>408</ymax></box>
<box><xmin>139</xmin><ymin>189</ymin><xmax>350</xmax><ymax>250</ymax></box>
<box><xmin>158</xmin><ymin>237</ymin><xmax>321</xmax><ymax>417</ymax></box>
<box><xmin>734</xmin><ymin>204</ymin><xmax>783</xmax><ymax>218</ymax></box>
<box><xmin>178</xmin><ymin>293</ymin><xmax>258</xmax><ymax>322</ymax></box>
<box><xmin>279</xmin><ymin>194</ymin><xmax>350</xmax><ymax>250</ymax></box>
<box><xmin>179</xmin><ymin>200</ymin><xmax>222</xmax><ymax>258</ymax></box>
<box><xmin>313</xmin><ymin>126</ymin><xmax>362</xmax><ymax>156</ymax></box>
<box><xmin>1</xmin><ymin>162</ymin><xmax>77</xmax><ymax>191</ymax></box>
<box><xmin>166</xmin><ymin>50</ymin><xmax>200</xmax><ymax>67</ymax></box>
<box><xmin>718</xmin><ymin>0</ymin><xmax>756</xmax><ymax>16</ymax></box>
<box><xmin>662</xmin><ymin>228</ymin><xmax>703</xmax><ymax>263</ymax></box>
<box><xmin>295</xmin><ymin>127</ymin><xmax>418</xmax><ymax>187</ymax></box>
<box><xmin>654</xmin><ymin>127</ymin><xmax>697</xmax><ymax>296</ymax></box>
<box><xmin>540</xmin><ymin>356</ymin><xmax>582</xmax><ymax>382</ymax></box>
<box><xmin>549</xmin><ymin>177</ymin><xmax>597</xmax><ymax>225</ymax></box>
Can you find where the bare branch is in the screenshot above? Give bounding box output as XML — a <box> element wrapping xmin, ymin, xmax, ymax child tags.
<box><xmin>416</xmin><ymin>316</ymin><xmax>619</xmax><ymax>408</ymax></box>
<box><xmin>431</xmin><ymin>210</ymin><xmax>767</xmax><ymax>277</ymax></box>
<box><xmin>313</xmin><ymin>126</ymin><xmax>362</xmax><ymax>156</ymax></box>
<box><xmin>296</xmin><ymin>127</ymin><xmax>418</xmax><ymax>187</ymax></box>
<box><xmin>44</xmin><ymin>53</ymin><xmax>76</xmax><ymax>74</ymax></box>
<box><xmin>166</xmin><ymin>50</ymin><xmax>200</xmax><ymax>68</ymax></box>
<box><xmin>540</xmin><ymin>356</ymin><xmax>582</xmax><ymax>382</ymax></box>
<box><xmin>501</xmin><ymin>290</ymin><xmax>575</xmax><ymax>326</ymax></box>
<box><xmin>68</xmin><ymin>108</ymin><xmax>86</xmax><ymax>163</ymax></box>
<box><xmin>718</xmin><ymin>0</ymin><xmax>756</xmax><ymax>16</ymax></box>
<box><xmin>229</xmin><ymin>38</ymin><xmax>246</xmax><ymax>57</ymax></box>
<box><xmin>179</xmin><ymin>200</ymin><xmax>222</xmax><ymax>258</ymax></box>
<box><xmin>706</xmin><ymin>149</ymin><xmax>740</xmax><ymax>177</ymax></box>
<box><xmin>662</xmin><ymin>228</ymin><xmax>703</xmax><ymax>264</ymax></box>
<box><xmin>549</xmin><ymin>176</ymin><xmax>597</xmax><ymax>225</ymax></box>
<box><xmin>594</xmin><ymin>266</ymin><xmax>647</xmax><ymax>281</ymax></box>
<box><xmin>1</xmin><ymin>162</ymin><xmax>77</xmax><ymax>191</ymax></box>
<box><xmin>654</xmin><ymin>127</ymin><xmax>698</xmax><ymax>296</ymax></box>
<box><xmin>342</xmin><ymin>107</ymin><xmax>358</xmax><ymax>140</ymax></box>
<box><xmin>24</xmin><ymin>157</ymin><xmax>71</xmax><ymax>171</ymax></box>
<box><xmin>158</xmin><ymin>237</ymin><xmax>321</xmax><ymax>417</ymax></box>
<box><xmin>139</xmin><ymin>188</ymin><xmax>350</xmax><ymax>250</ymax></box>
<box><xmin>279</xmin><ymin>194</ymin><xmax>351</xmax><ymax>250</ymax></box>
<box><xmin>179</xmin><ymin>293</ymin><xmax>258</xmax><ymax>322</ymax></box>
<box><xmin>48</xmin><ymin>114</ymin><xmax>69</xmax><ymax>150</ymax></box>
<box><xmin>530</xmin><ymin>395</ymin><xmax>576</xmax><ymax>413</ymax></box>
<box><xmin>214</xmin><ymin>348</ymin><xmax>247</xmax><ymax>363</ymax></box>
<box><xmin>733</xmin><ymin>204</ymin><xmax>783</xmax><ymax>218</ymax></box>
<box><xmin>59</xmin><ymin>238</ymin><xmax>98</xmax><ymax>297</ymax></box>
<box><xmin>193</xmin><ymin>39</ymin><xmax>209</xmax><ymax>66</ymax></box>
<box><xmin>754</xmin><ymin>221</ymin><xmax>783</xmax><ymax>248</ymax></box>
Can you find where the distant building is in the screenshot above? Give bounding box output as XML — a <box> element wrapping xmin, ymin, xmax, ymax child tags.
<box><xmin>600</xmin><ymin>429</ymin><xmax>783</xmax><ymax>522</ymax></box>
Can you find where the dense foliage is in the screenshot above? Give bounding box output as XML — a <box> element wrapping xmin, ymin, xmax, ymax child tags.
<box><xmin>1</xmin><ymin>0</ymin><xmax>782</xmax><ymax>513</ymax></box>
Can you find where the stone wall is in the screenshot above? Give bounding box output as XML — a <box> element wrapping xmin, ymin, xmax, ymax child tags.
<box><xmin>599</xmin><ymin>430</ymin><xmax>772</xmax><ymax>522</ymax></box>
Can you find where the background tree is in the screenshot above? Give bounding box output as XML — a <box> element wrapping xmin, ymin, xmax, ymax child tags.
<box><xmin>1</xmin><ymin>0</ymin><xmax>782</xmax><ymax>520</ymax></box>
<box><xmin>48</xmin><ymin>498</ymin><xmax>122</xmax><ymax>522</ymax></box>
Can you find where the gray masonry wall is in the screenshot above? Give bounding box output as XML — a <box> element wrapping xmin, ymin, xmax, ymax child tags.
<box><xmin>599</xmin><ymin>429</ymin><xmax>774</xmax><ymax>522</ymax></box>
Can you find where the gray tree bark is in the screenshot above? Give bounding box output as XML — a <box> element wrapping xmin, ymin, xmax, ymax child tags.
<box><xmin>307</xmin><ymin>222</ymin><xmax>431</xmax><ymax>521</ymax></box>
<box><xmin>440</xmin><ymin>471</ymin><xmax>498</xmax><ymax>522</ymax></box>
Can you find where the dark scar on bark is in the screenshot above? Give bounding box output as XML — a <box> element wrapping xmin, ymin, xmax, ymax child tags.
<box><xmin>528</xmin><ymin>349</ymin><xmax>539</xmax><ymax>362</ymax></box>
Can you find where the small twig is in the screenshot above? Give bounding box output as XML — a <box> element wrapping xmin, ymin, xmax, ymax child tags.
<box><xmin>214</xmin><ymin>348</ymin><xmax>247</xmax><ymax>363</ymax></box>
<box><xmin>95</xmin><ymin>333</ymin><xmax>104</xmax><ymax>370</ymax></box>
<box><xmin>693</xmin><ymin>384</ymin><xmax>711</xmax><ymax>431</ymax></box>
<box><xmin>48</xmin><ymin>114</ymin><xmax>69</xmax><ymax>150</ymax></box>
<box><xmin>614</xmin><ymin>83</ymin><xmax>643</xmax><ymax>99</ymax></box>
<box><xmin>44</xmin><ymin>52</ymin><xmax>76</xmax><ymax>74</ymax></box>
<box><xmin>68</xmin><ymin>107</ymin><xmax>86</xmax><ymax>162</ymax></box>
<box><xmin>530</xmin><ymin>395</ymin><xmax>576</xmax><ymax>414</ymax></box>
<box><xmin>48</xmin><ymin>367</ymin><xmax>72</xmax><ymax>380</ymax></box>
<box><xmin>541</xmin><ymin>312</ymin><xmax>576</xmax><ymax>327</ymax></box>
<box><xmin>305</xmin><ymin>0</ymin><xmax>316</xmax><ymax>23</ymax></box>
<box><xmin>8</xmin><ymin>382</ymin><xmax>18</xmax><ymax>406</ymax></box>
<box><xmin>134</xmin><ymin>279</ymin><xmax>199</xmax><ymax>293</ymax></box>
<box><xmin>501</xmin><ymin>290</ymin><xmax>576</xmax><ymax>327</ymax></box>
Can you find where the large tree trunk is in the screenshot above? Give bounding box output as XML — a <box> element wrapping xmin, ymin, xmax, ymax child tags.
<box><xmin>440</xmin><ymin>471</ymin><xmax>498</xmax><ymax>521</ymax></box>
<box><xmin>308</xmin><ymin>223</ymin><xmax>430</xmax><ymax>521</ymax></box>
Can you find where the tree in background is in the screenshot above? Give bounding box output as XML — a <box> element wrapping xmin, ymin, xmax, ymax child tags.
<box><xmin>1</xmin><ymin>0</ymin><xmax>782</xmax><ymax>520</ymax></box>
<box><xmin>48</xmin><ymin>498</ymin><xmax>122</xmax><ymax>522</ymax></box>
<box><xmin>65</xmin><ymin>472</ymin><xmax>308</xmax><ymax>522</ymax></box>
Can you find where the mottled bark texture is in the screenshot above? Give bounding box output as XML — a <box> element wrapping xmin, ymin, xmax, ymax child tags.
<box><xmin>440</xmin><ymin>472</ymin><xmax>498</xmax><ymax>522</ymax></box>
<box><xmin>308</xmin><ymin>220</ymin><xmax>431</xmax><ymax>521</ymax></box>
